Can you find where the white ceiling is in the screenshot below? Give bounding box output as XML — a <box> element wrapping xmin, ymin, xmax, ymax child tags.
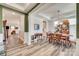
<box><xmin>32</xmin><ymin>3</ymin><xmax>76</xmax><ymax>21</ymax></box>
<box><xmin>0</xmin><ymin>3</ymin><xmax>37</xmax><ymax>13</ymax></box>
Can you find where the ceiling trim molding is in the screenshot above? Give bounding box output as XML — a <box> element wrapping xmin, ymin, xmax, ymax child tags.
<box><xmin>0</xmin><ymin>5</ymin><xmax>27</xmax><ymax>15</ymax></box>
<box><xmin>27</xmin><ymin>3</ymin><xmax>40</xmax><ymax>14</ymax></box>
<box><xmin>0</xmin><ymin>3</ymin><xmax>40</xmax><ymax>15</ymax></box>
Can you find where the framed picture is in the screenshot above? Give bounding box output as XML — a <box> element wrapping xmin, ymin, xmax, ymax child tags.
<box><xmin>34</xmin><ymin>24</ymin><xmax>40</xmax><ymax>30</ymax></box>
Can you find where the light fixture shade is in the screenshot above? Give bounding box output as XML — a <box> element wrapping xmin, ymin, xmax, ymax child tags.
<box><xmin>54</xmin><ymin>21</ymin><xmax>59</xmax><ymax>27</ymax></box>
<box><xmin>59</xmin><ymin>21</ymin><xmax>63</xmax><ymax>25</ymax></box>
<box><xmin>63</xmin><ymin>19</ymin><xmax>69</xmax><ymax>25</ymax></box>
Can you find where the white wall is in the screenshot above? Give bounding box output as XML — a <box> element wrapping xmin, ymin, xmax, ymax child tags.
<box><xmin>69</xmin><ymin>18</ymin><xmax>76</xmax><ymax>41</ymax></box>
<box><xmin>69</xmin><ymin>25</ymin><xmax>76</xmax><ymax>41</ymax></box>
<box><xmin>48</xmin><ymin>20</ymin><xmax>55</xmax><ymax>32</ymax></box>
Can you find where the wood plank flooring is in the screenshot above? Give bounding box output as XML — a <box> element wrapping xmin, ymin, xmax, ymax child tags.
<box><xmin>6</xmin><ymin>39</ymin><xmax>79</xmax><ymax>56</ymax></box>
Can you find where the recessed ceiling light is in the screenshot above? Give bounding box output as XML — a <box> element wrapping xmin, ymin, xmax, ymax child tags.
<box><xmin>12</xmin><ymin>12</ymin><xmax>16</xmax><ymax>15</ymax></box>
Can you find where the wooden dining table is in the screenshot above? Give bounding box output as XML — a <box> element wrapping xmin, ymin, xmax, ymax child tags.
<box><xmin>47</xmin><ymin>32</ymin><xmax>76</xmax><ymax>47</ymax></box>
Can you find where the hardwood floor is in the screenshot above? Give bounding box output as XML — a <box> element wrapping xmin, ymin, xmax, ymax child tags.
<box><xmin>6</xmin><ymin>39</ymin><xmax>79</xmax><ymax>56</ymax></box>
